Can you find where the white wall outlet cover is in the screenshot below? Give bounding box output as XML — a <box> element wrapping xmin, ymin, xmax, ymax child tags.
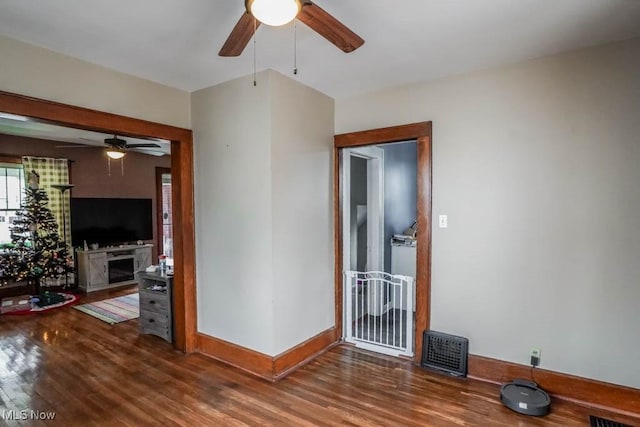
<box><xmin>438</xmin><ymin>215</ymin><xmax>448</xmax><ymax>228</ymax></box>
<box><xmin>530</xmin><ymin>347</ymin><xmax>541</xmax><ymax>367</ymax></box>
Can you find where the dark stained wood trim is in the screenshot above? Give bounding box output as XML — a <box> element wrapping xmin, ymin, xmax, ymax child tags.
<box><xmin>335</xmin><ymin>122</ymin><xmax>431</xmax><ymax>148</ymax></box>
<box><xmin>0</xmin><ymin>91</ymin><xmax>191</xmax><ymax>142</ymax></box>
<box><xmin>334</xmin><ymin>122</ymin><xmax>432</xmax><ymax>364</ymax></box>
<box><xmin>155</xmin><ymin>167</ymin><xmax>171</xmax><ymax>259</ymax></box>
<box><xmin>196</xmin><ymin>333</ymin><xmax>274</xmax><ymax>381</ymax></box>
<box><xmin>415</xmin><ymin>132</ymin><xmax>432</xmax><ymax>364</ymax></box>
<box><xmin>170</xmin><ymin>137</ymin><xmax>197</xmax><ymax>353</ymax></box>
<box><xmin>0</xmin><ymin>91</ymin><xmax>196</xmax><ymax>353</ymax></box>
<box><xmin>197</xmin><ymin>328</ymin><xmax>339</xmax><ymax>382</ymax></box>
<box><xmin>0</xmin><ymin>154</ymin><xmax>22</xmax><ymax>163</ymax></box>
<box><xmin>468</xmin><ymin>354</ymin><xmax>640</xmax><ymax>417</ymax></box>
<box><xmin>273</xmin><ymin>328</ymin><xmax>338</xmax><ymax>380</ymax></box>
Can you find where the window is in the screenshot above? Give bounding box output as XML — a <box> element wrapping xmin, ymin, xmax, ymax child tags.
<box><xmin>0</xmin><ymin>163</ymin><xmax>25</xmax><ymax>244</ymax></box>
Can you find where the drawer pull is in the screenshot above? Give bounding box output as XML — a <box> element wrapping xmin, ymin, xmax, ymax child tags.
<box><xmin>148</xmin><ymin>319</ymin><xmax>155</xmax><ymax>323</ymax></box>
<box><xmin>149</xmin><ymin>300</ymin><xmax>156</xmax><ymax>304</ymax></box>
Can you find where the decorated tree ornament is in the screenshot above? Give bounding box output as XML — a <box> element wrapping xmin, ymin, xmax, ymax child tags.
<box><xmin>1</xmin><ymin>185</ymin><xmax>74</xmax><ymax>296</ymax></box>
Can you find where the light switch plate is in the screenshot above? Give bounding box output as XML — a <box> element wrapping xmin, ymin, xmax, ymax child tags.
<box><xmin>439</xmin><ymin>215</ymin><xmax>448</xmax><ymax>228</ymax></box>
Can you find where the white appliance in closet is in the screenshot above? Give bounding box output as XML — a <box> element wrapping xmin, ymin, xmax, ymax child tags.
<box><xmin>391</xmin><ymin>243</ymin><xmax>416</xmax><ymax>278</ymax></box>
<box><xmin>390</xmin><ymin>241</ymin><xmax>416</xmax><ymax>311</ymax></box>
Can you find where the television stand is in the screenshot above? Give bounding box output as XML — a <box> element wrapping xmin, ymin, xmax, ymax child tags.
<box><xmin>76</xmin><ymin>244</ymin><xmax>153</xmax><ymax>293</ymax></box>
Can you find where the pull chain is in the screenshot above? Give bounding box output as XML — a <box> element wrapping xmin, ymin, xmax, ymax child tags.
<box><xmin>293</xmin><ymin>20</ymin><xmax>298</xmax><ymax>75</ymax></box>
<box><xmin>107</xmin><ymin>157</ymin><xmax>125</xmax><ymax>176</ymax></box>
<box><xmin>253</xmin><ymin>17</ymin><xmax>257</xmax><ymax>86</ymax></box>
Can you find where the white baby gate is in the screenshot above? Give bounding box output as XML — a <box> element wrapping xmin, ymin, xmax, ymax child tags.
<box><xmin>343</xmin><ymin>271</ymin><xmax>414</xmax><ymax>357</ymax></box>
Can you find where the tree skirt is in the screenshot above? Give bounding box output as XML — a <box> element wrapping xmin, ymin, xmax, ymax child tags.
<box><xmin>0</xmin><ymin>292</ymin><xmax>79</xmax><ymax>315</ymax></box>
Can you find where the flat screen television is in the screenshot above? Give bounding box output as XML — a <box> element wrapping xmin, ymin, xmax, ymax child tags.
<box><xmin>71</xmin><ymin>198</ymin><xmax>153</xmax><ymax>247</ymax></box>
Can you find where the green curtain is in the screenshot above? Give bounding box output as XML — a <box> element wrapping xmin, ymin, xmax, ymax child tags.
<box><xmin>21</xmin><ymin>156</ymin><xmax>71</xmax><ymax>250</ymax></box>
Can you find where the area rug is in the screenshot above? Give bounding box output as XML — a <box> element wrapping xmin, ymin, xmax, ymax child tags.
<box><xmin>73</xmin><ymin>293</ymin><xmax>139</xmax><ymax>324</ymax></box>
<box><xmin>1</xmin><ymin>292</ymin><xmax>79</xmax><ymax>315</ymax></box>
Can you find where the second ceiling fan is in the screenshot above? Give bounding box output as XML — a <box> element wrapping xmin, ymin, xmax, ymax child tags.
<box><xmin>102</xmin><ymin>135</ymin><xmax>162</xmax><ymax>158</ymax></box>
<box><xmin>58</xmin><ymin>135</ymin><xmax>164</xmax><ymax>158</ymax></box>
<box><xmin>219</xmin><ymin>0</ymin><xmax>364</xmax><ymax>57</ymax></box>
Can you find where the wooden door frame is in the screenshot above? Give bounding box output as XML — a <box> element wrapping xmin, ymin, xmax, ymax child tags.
<box><xmin>155</xmin><ymin>166</ymin><xmax>171</xmax><ymax>258</ymax></box>
<box><xmin>0</xmin><ymin>91</ymin><xmax>197</xmax><ymax>353</ymax></box>
<box><xmin>334</xmin><ymin>122</ymin><xmax>432</xmax><ymax>363</ymax></box>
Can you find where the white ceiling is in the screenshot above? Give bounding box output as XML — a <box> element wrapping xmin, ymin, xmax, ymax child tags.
<box><xmin>0</xmin><ymin>0</ymin><xmax>639</xmax><ymax>99</ymax></box>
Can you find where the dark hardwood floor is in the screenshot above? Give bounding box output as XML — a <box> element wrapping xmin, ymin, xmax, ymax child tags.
<box><xmin>1</xmin><ymin>287</ymin><xmax>638</xmax><ymax>426</ymax></box>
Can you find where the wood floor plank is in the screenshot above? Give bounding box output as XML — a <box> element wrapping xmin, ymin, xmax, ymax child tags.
<box><xmin>1</xmin><ymin>287</ymin><xmax>639</xmax><ymax>426</ymax></box>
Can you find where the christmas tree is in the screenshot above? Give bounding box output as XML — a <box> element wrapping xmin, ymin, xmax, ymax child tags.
<box><xmin>0</xmin><ymin>171</ymin><xmax>74</xmax><ymax>295</ymax></box>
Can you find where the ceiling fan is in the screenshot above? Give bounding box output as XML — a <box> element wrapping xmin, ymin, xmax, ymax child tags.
<box><xmin>219</xmin><ymin>0</ymin><xmax>364</xmax><ymax>57</ymax></box>
<box><xmin>57</xmin><ymin>135</ymin><xmax>164</xmax><ymax>158</ymax></box>
<box><xmin>102</xmin><ymin>136</ymin><xmax>162</xmax><ymax>158</ymax></box>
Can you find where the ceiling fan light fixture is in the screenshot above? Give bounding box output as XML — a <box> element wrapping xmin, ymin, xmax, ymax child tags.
<box><xmin>106</xmin><ymin>149</ymin><xmax>125</xmax><ymax>159</ymax></box>
<box><xmin>246</xmin><ymin>0</ymin><xmax>301</xmax><ymax>26</ymax></box>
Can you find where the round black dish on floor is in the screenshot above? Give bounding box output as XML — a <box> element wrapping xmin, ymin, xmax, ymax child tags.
<box><xmin>500</xmin><ymin>379</ymin><xmax>551</xmax><ymax>416</ymax></box>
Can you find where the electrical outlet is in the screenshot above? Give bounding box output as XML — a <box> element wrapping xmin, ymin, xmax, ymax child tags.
<box><xmin>530</xmin><ymin>347</ymin><xmax>541</xmax><ymax>367</ymax></box>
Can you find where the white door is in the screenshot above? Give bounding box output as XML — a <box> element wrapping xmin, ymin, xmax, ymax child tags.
<box><xmin>342</xmin><ymin>146</ymin><xmax>384</xmax><ymax>274</ymax></box>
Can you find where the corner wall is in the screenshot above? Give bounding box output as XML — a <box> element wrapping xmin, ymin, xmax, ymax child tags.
<box><xmin>270</xmin><ymin>71</ymin><xmax>335</xmax><ymax>355</ymax></box>
<box><xmin>191</xmin><ymin>71</ymin><xmax>275</xmax><ymax>355</ymax></box>
<box><xmin>335</xmin><ymin>37</ymin><xmax>640</xmax><ymax>388</ymax></box>
<box><xmin>191</xmin><ymin>70</ymin><xmax>335</xmax><ymax>358</ymax></box>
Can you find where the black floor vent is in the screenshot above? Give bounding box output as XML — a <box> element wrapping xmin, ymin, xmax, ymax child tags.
<box><xmin>421</xmin><ymin>330</ymin><xmax>468</xmax><ymax>377</ymax></box>
<box><xmin>590</xmin><ymin>415</ymin><xmax>634</xmax><ymax>427</ymax></box>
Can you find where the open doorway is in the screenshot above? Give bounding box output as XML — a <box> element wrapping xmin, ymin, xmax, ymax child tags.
<box><xmin>342</xmin><ymin>141</ymin><xmax>417</xmax><ymax>357</ymax></box>
<box><xmin>334</xmin><ymin>122</ymin><xmax>432</xmax><ymax>364</ymax></box>
<box><xmin>0</xmin><ymin>91</ymin><xmax>196</xmax><ymax>352</ymax></box>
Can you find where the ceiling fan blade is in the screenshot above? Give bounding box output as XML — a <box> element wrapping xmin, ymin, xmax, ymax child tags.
<box><xmin>219</xmin><ymin>12</ymin><xmax>260</xmax><ymax>57</ymax></box>
<box><xmin>131</xmin><ymin>149</ymin><xmax>166</xmax><ymax>157</ymax></box>
<box><xmin>55</xmin><ymin>145</ymin><xmax>93</xmax><ymax>148</ymax></box>
<box><xmin>297</xmin><ymin>2</ymin><xmax>364</xmax><ymax>53</ymax></box>
<box><xmin>126</xmin><ymin>143</ymin><xmax>161</xmax><ymax>148</ymax></box>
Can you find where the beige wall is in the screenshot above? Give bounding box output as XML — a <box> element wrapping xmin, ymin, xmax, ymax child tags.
<box><xmin>335</xmin><ymin>37</ymin><xmax>640</xmax><ymax>387</ymax></box>
<box><xmin>270</xmin><ymin>71</ymin><xmax>335</xmax><ymax>354</ymax></box>
<box><xmin>0</xmin><ymin>36</ymin><xmax>190</xmax><ymax>128</ymax></box>
<box><xmin>191</xmin><ymin>71</ymin><xmax>275</xmax><ymax>354</ymax></box>
<box><xmin>191</xmin><ymin>70</ymin><xmax>334</xmax><ymax>356</ymax></box>
<box><xmin>0</xmin><ymin>134</ymin><xmax>169</xmax><ymax>259</ymax></box>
